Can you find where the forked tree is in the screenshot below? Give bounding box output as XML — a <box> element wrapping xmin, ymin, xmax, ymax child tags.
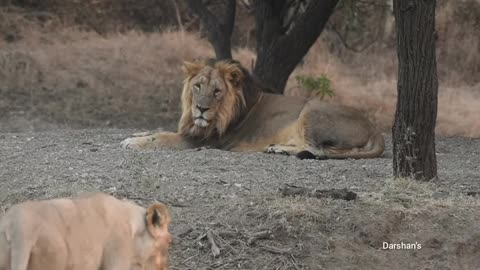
<box><xmin>185</xmin><ymin>0</ymin><xmax>339</xmax><ymax>94</ymax></box>
<box><xmin>392</xmin><ymin>0</ymin><xmax>438</xmax><ymax>180</ymax></box>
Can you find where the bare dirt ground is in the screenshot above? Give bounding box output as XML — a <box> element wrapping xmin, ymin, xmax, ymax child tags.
<box><xmin>1</xmin><ymin>128</ymin><xmax>480</xmax><ymax>270</ymax></box>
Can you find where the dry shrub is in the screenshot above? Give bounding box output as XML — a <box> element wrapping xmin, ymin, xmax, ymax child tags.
<box><xmin>436</xmin><ymin>0</ymin><xmax>480</xmax><ymax>85</ymax></box>
<box><xmin>0</xmin><ymin>18</ymin><xmax>213</xmax><ymax>130</ymax></box>
<box><xmin>1</xmin><ymin>0</ymin><xmax>183</xmax><ymax>33</ymax></box>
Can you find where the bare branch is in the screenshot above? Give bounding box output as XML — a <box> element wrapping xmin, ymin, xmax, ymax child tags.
<box><xmin>279</xmin><ymin>184</ymin><xmax>358</xmax><ymax>201</ymax></box>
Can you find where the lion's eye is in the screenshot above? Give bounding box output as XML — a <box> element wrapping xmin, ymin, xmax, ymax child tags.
<box><xmin>213</xmin><ymin>89</ymin><xmax>221</xmax><ymax>97</ymax></box>
<box><xmin>194</xmin><ymin>83</ymin><xmax>201</xmax><ymax>91</ymax></box>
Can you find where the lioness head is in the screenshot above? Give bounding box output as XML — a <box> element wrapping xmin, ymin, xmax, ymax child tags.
<box><xmin>133</xmin><ymin>203</ymin><xmax>172</xmax><ymax>270</ymax></box>
<box><xmin>179</xmin><ymin>59</ymin><xmax>257</xmax><ymax>138</ymax></box>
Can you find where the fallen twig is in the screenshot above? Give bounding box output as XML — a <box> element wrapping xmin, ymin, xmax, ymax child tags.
<box><xmin>280</xmin><ymin>184</ymin><xmax>357</xmax><ymax>201</ymax></box>
<box><xmin>171</xmin><ymin>226</ymin><xmax>194</xmax><ymax>245</ymax></box>
<box><xmin>206</xmin><ymin>229</ymin><xmax>221</xmax><ymax>257</ymax></box>
<box><xmin>259</xmin><ymin>244</ymin><xmax>293</xmax><ymax>255</ymax></box>
<box><xmin>247</xmin><ymin>230</ymin><xmax>273</xmax><ymax>245</ymax></box>
<box><xmin>37</xmin><ymin>143</ymin><xmax>57</xmax><ymax>149</ymax></box>
<box><xmin>176</xmin><ymin>227</ymin><xmax>194</xmax><ymax>238</ymax></box>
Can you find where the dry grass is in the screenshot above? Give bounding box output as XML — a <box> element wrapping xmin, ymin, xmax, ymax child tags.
<box><xmin>285</xmin><ymin>0</ymin><xmax>480</xmax><ymax>138</ymax></box>
<box><xmin>0</xmin><ymin>12</ymin><xmax>212</xmax><ymax>130</ymax></box>
<box><xmin>180</xmin><ymin>178</ymin><xmax>480</xmax><ymax>269</ymax></box>
<box><xmin>0</xmin><ymin>4</ymin><xmax>479</xmax><ymax>137</ymax></box>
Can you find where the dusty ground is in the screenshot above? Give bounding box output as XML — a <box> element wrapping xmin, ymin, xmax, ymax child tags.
<box><xmin>1</xmin><ymin>128</ymin><xmax>480</xmax><ymax>269</ymax></box>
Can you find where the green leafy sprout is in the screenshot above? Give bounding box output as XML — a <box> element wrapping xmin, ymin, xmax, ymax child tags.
<box><xmin>295</xmin><ymin>74</ymin><xmax>335</xmax><ymax>100</ymax></box>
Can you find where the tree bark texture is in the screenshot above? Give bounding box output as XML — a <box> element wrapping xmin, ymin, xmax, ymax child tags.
<box><xmin>392</xmin><ymin>0</ymin><xmax>438</xmax><ymax>180</ymax></box>
<box><xmin>185</xmin><ymin>0</ymin><xmax>236</xmax><ymax>60</ymax></box>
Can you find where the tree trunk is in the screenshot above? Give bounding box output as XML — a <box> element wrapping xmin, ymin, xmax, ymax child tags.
<box><xmin>185</xmin><ymin>0</ymin><xmax>236</xmax><ymax>60</ymax></box>
<box><xmin>253</xmin><ymin>0</ymin><xmax>339</xmax><ymax>93</ymax></box>
<box><xmin>392</xmin><ymin>0</ymin><xmax>438</xmax><ymax>181</ymax></box>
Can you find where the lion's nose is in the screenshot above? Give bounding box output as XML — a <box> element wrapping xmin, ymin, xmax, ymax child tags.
<box><xmin>196</xmin><ymin>105</ymin><xmax>209</xmax><ymax>114</ymax></box>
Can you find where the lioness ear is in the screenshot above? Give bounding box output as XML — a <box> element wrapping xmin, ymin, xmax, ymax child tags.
<box><xmin>182</xmin><ymin>61</ymin><xmax>204</xmax><ymax>78</ymax></box>
<box><xmin>145</xmin><ymin>203</ymin><xmax>171</xmax><ymax>237</ymax></box>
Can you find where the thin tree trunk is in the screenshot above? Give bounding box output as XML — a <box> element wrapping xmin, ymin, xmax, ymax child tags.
<box><xmin>392</xmin><ymin>0</ymin><xmax>438</xmax><ymax>181</ymax></box>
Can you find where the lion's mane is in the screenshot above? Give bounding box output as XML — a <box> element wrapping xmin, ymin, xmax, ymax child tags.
<box><xmin>178</xmin><ymin>59</ymin><xmax>260</xmax><ymax>139</ymax></box>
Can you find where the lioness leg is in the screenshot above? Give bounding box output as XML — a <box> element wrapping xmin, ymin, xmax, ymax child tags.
<box><xmin>0</xmin><ymin>233</ymin><xmax>8</xmax><ymax>270</ymax></box>
<box><xmin>9</xmin><ymin>232</ymin><xmax>32</xmax><ymax>270</ymax></box>
<box><xmin>121</xmin><ymin>132</ymin><xmax>195</xmax><ymax>150</ymax></box>
<box><xmin>27</xmin><ymin>234</ymin><xmax>68</xmax><ymax>270</ymax></box>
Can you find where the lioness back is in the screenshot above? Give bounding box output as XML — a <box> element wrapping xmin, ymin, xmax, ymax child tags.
<box><xmin>0</xmin><ymin>192</ymin><xmax>171</xmax><ymax>270</ymax></box>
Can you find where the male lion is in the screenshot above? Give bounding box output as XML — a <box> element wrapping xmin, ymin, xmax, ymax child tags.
<box><xmin>0</xmin><ymin>192</ymin><xmax>171</xmax><ymax>270</ymax></box>
<box><xmin>121</xmin><ymin>59</ymin><xmax>384</xmax><ymax>159</ymax></box>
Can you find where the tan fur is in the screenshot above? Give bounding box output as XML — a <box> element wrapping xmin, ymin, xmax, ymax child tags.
<box><xmin>121</xmin><ymin>59</ymin><xmax>384</xmax><ymax>159</ymax></box>
<box><xmin>0</xmin><ymin>193</ymin><xmax>171</xmax><ymax>270</ymax></box>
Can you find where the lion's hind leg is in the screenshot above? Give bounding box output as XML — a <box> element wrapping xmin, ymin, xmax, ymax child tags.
<box><xmin>264</xmin><ymin>144</ymin><xmax>312</xmax><ymax>156</ymax></box>
<box><xmin>265</xmin><ymin>144</ymin><xmax>332</xmax><ymax>160</ymax></box>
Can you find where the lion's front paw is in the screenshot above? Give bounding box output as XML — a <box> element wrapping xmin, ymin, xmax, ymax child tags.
<box><xmin>120</xmin><ymin>137</ymin><xmax>149</xmax><ymax>149</ymax></box>
<box><xmin>265</xmin><ymin>144</ymin><xmax>290</xmax><ymax>155</ymax></box>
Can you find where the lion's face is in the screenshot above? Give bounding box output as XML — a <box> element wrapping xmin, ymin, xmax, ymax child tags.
<box><xmin>188</xmin><ymin>66</ymin><xmax>228</xmax><ymax>128</ymax></box>
<box><xmin>179</xmin><ymin>60</ymin><xmax>246</xmax><ymax>138</ymax></box>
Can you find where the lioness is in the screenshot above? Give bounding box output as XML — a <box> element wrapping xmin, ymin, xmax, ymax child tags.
<box><xmin>121</xmin><ymin>59</ymin><xmax>384</xmax><ymax>159</ymax></box>
<box><xmin>0</xmin><ymin>193</ymin><xmax>171</xmax><ymax>270</ymax></box>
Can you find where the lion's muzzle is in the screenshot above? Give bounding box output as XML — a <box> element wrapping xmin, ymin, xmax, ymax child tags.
<box><xmin>194</xmin><ymin>118</ymin><xmax>210</xmax><ymax>127</ymax></box>
<box><xmin>192</xmin><ymin>105</ymin><xmax>212</xmax><ymax>127</ymax></box>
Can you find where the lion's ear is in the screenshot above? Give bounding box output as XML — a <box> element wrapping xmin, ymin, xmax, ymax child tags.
<box><xmin>145</xmin><ymin>203</ymin><xmax>170</xmax><ymax>237</ymax></box>
<box><xmin>226</xmin><ymin>69</ymin><xmax>243</xmax><ymax>87</ymax></box>
<box><xmin>218</xmin><ymin>62</ymin><xmax>244</xmax><ymax>87</ymax></box>
<box><xmin>182</xmin><ymin>61</ymin><xmax>204</xmax><ymax>77</ymax></box>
